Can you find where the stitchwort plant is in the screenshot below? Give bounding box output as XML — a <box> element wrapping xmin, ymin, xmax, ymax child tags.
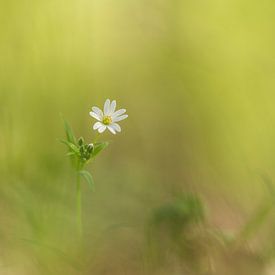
<box><xmin>61</xmin><ymin>99</ymin><xmax>128</xmax><ymax>237</ymax></box>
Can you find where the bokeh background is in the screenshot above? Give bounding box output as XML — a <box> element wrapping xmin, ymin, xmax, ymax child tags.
<box><xmin>1</xmin><ymin>0</ymin><xmax>275</xmax><ymax>274</ymax></box>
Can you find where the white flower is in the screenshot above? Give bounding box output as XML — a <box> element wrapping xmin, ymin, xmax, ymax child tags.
<box><xmin>89</xmin><ymin>99</ymin><xmax>128</xmax><ymax>134</ymax></box>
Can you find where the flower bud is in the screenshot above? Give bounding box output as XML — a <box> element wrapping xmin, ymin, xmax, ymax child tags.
<box><xmin>87</xmin><ymin>143</ymin><xmax>94</xmax><ymax>153</ymax></box>
<box><xmin>78</xmin><ymin>137</ymin><xmax>84</xmax><ymax>146</ymax></box>
<box><xmin>80</xmin><ymin>145</ymin><xmax>85</xmax><ymax>155</ymax></box>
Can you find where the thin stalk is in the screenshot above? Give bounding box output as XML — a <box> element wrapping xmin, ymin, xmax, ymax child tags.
<box><xmin>76</xmin><ymin>167</ymin><xmax>83</xmax><ymax>238</ymax></box>
<box><xmin>93</xmin><ymin>132</ymin><xmax>100</xmax><ymax>143</ymax></box>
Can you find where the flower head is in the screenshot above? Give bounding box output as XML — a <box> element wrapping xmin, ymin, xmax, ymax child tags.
<box><xmin>89</xmin><ymin>99</ymin><xmax>128</xmax><ymax>134</ymax></box>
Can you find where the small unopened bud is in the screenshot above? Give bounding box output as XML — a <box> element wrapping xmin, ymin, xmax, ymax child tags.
<box><xmin>87</xmin><ymin>143</ymin><xmax>94</xmax><ymax>153</ymax></box>
<box><xmin>80</xmin><ymin>146</ymin><xmax>84</xmax><ymax>155</ymax></box>
<box><xmin>78</xmin><ymin>137</ymin><xmax>84</xmax><ymax>146</ymax></box>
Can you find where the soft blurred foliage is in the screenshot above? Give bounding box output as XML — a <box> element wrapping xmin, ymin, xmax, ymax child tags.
<box><xmin>1</xmin><ymin>0</ymin><xmax>275</xmax><ymax>274</ymax></box>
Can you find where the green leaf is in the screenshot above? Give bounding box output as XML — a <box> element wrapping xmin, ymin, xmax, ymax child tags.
<box><xmin>92</xmin><ymin>142</ymin><xmax>109</xmax><ymax>158</ymax></box>
<box><xmin>63</xmin><ymin>118</ymin><xmax>77</xmax><ymax>145</ymax></box>
<box><xmin>78</xmin><ymin>170</ymin><xmax>95</xmax><ymax>190</ymax></box>
<box><xmin>60</xmin><ymin>139</ymin><xmax>80</xmax><ymax>155</ymax></box>
<box><xmin>66</xmin><ymin>152</ymin><xmax>76</xmax><ymax>157</ymax></box>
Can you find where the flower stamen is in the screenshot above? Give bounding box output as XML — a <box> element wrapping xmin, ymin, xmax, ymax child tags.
<box><xmin>102</xmin><ymin>115</ymin><xmax>112</xmax><ymax>125</ymax></box>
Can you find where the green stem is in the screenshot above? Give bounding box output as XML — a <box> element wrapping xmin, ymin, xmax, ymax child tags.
<box><xmin>93</xmin><ymin>132</ymin><xmax>100</xmax><ymax>143</ymax></box>
<box><xmin>76</xmin><ymin>170</ymin><xmax>82</xmax><ymax>238</ymax></box>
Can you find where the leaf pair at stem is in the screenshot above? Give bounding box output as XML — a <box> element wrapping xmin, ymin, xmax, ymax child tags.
<box><xmin>61</xmin><ymin>118</ymin><xmax>109</xmax><ymax>188</ymax></box>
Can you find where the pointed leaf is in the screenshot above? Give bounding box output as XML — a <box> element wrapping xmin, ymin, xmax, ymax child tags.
<box><xmin>78</xmin><ymin>170</ymin><xmax>95</xmax><ymax>190</ymax></box>
<box><xmin>63</xmin><ymin>118</ymin><xmax>77</xmax><ymax>145</ymax></box>
<box><xmin>66</xmin><ymin>152</ymin><xmax>76</xmax><ymax>157</ymax></box>
<box><xmin>60</xmin><ymin>139</ymin><xmax>80</xmax><ymax>155</ymax></box>
<box><xmin>92</xmin><ymin>142</ymin><xmax>109</xmax><ymax>158</ymax></box>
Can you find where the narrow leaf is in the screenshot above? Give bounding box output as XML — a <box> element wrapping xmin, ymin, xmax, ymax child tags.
<box><xmin>63</xmin><ymin>118</ymin><xmax>77</xmax><ymax>145</ymax></box>
<box><xmin>78</xmin><ymin>170</ymin><xmax>95</xmax><ymax>190</ymax></box>
<box><xmin>92</xmin><ymin>142</ymin><xmax>109</xmax><ymax>158</ymax></box>
<box><xmin>60</xmin><ymin>139</ymin><xmax>80</xmax><ymax>155</ymax></box>
<box><xmin>66</xmin><ymin>152</ymin><xmax>76</xmax><ymax>157</ymax></box>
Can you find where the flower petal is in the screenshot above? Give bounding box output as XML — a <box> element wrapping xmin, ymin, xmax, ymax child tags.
<box><xmin>93</xmin><ymin>122</ymin><xmax>103</xmax><ymax>130</ymax></box>
<box><xmin>112</xmin><ymin>108</ymin><xmax>126</xmax><ymax>118</ymax></box>
<box><xmin>89</xmin><ymin>111</ymin><xmax>101</xmax><ymax>121</ymax></box>
<box><xmin>111</xmin><ymin>123</ymin><xmax>121</xmax><ymax>132</ymax></box>
<box><xmin>92</xmin><ymin>106</ymin><xmax>103</xmax><ymax>119</ymax></box>
<box><xmin>107</xmin><ymin>125</ymin><xmax>116</xmax><ymax>134</ymax></box>
<box><xmin>113</xmin><ymin>114</ymin><xmax>128</xmax><ymax>122</ymax></box>
<box><xmin>109</xmin><ymin>100</ymin><xmax>116</xmax><ymax>114</ymax></box>
<box><xmin>104</xmin><ymin>99</ymin><xmax>111</xmax><ymax>115</ymax></box>
<box><xmin>98</xmin><ymin>125</ymin><xmax>106</xmax><ymax>133</ymax></box>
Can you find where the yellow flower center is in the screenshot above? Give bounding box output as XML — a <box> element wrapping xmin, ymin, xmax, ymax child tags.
<box><xmin>103</xmin><ymin>115</ymin><xmax>112</xmax><ymax>125</ymax></box>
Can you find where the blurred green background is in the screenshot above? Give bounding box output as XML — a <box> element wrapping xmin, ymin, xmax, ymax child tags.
<box><xmin>1</xmin><ymin>0</ymin><xmax>275</xmax><ymax>274</ymax></box>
